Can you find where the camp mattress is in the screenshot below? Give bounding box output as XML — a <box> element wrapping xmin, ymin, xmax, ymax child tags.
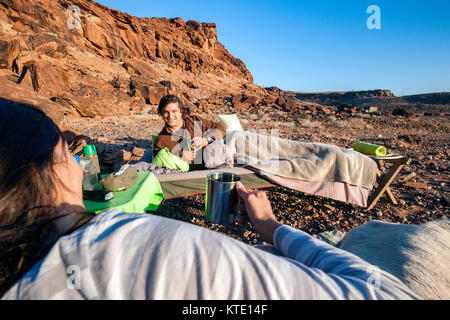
<box><xmin>154</xmin><ymin>167</ymin><xmax>370</xmax><ymax>207</ymax></box>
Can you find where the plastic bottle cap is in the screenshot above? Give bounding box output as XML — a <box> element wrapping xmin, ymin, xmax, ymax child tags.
<box><xmin>83</xmin><ymin>145</ymin><xmax>97</xmax><ymax>156</ymax></box>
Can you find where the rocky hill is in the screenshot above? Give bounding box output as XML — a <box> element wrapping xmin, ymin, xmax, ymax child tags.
<box><xmin>288</xmin><ymin>89</ymin><xmax>450</xmax><ymax>113</ymax></box>
<box><xmin>290</xmin><ymin>90</ymin><xmax>395</xmax><ymax>106</ymax></box>
<box><xmin>0</xmin><ymin>0</ymin><xmax>283</xmax><ymax>118</ymax></box>
<box><xmin>402</xmin><ymin>92</ymin><xmax>450</xmax><ymax>105</ymax></box>
<box><xmin>1</xmin><ymin>0</ymin><xmax>448</xmax><ymax>121</ymax></box>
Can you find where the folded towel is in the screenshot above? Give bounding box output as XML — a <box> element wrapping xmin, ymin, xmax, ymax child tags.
<box><xmin>353</xmin><ymin>141</ymin><xmax>386</xmax><ymax>157</ymax></box>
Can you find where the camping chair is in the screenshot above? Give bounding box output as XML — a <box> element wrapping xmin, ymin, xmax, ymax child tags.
<box><xmin>366</xmin><ymin>154</ymin><xmax>411</xmax><ymax>210</ymax></box>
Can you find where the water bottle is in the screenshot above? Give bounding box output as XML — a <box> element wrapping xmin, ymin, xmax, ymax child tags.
<box><xmin>80</xmin><ymin>157</ymin><xmax>99</xmax><ymax>191</ymax></box>
<box><xmin>83</xmin><ymin>145</ymin><xmax>101</xmax><ymax>174</ymax></box>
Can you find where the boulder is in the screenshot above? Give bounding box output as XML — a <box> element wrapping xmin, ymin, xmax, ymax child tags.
<box><xmin>337</xmin><ymin>104</ymin><xmax>360</xmax><ymax>114</ymax></box>
<box><xmin>132</xmin><ymin>82</ymin><xmax>167</xmax><ymax>105</ymax></box>
<box><xmin>401</xmin><ymin>182</ymin><xmax>428</xmax><ymax>190</ymax></box>
<box><xmin>231</xmin><ymin>94</ymin><xmax>243</xmax><ymax>106</ymax></box>
<box><xmin>122</xmin><ymin>149</ymin><xmax>132</xmax><ymax>162</ymax></box>
<box><xmin>233</xmin><ymin>101</ymin><xmax>251</xmax><ymax>111</ymax></box>
<box><xmin>0</xmin><ymin>39</ymin><xmax>20</xmax><ymax>71</ymax></box>
<box><xmin>242</xmin><ymin>95</ymin><xmax>258</xmax><ymax>106</ymax></box>
<box><xmin>160</xmin><ymin>80</ymin><xmax>177</xmax><ymax>95</ymax></box>
<box><xmin>16</xmin><ymin>60</ymin><xmax>69</xmax><ymax>98</ymax></box>
<box><xmin>0</xmin><ymin>76</ymin><xmax>65</xmax><ymax>126</ymax></box>
<box><xmin>318</xmin><ymin>106</ymin><xmax>332</xmax><ymax>114</ymax></box>
<box><xmin>101</xmin><ymin>148</ymin><xmax>125</xmax><ymax>165</ymax></box>
<box><xmin>261</xmin><ymin>94</ymin><xmax>278</xmax><ymax>105</ymax></box>
<box><xmin>276</xmin><ymin>96</ymin><xmax>301</xmax><ymax>112</ymax></box>
<box><xmin>67</xmin><ymin>135</ymin><xmax>93</xmax><ymax>156</ymax></box>
<box><xmin>392</xmin><ymin>108</ymin><xmax>411</xmax><ymax>117</ymax></box>
<box><xmin>123</xmin><ymin>58</ymin><xmax>160</xmax><ymax>79</ymax></box>
<box><xmin>231</xmin><ymin>93</ymin><xmax>259</xmax><ymax>110</ymax></box>
<box><xmin>131</xmin><ymin>147</ymin><xmax>146</xmax><ymax>157</ymax></box>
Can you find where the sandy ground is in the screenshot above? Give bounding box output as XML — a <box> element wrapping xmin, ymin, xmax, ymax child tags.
<box><xmin>65</xmin><ymin>106</ymin><xmax>449</xmax><ymax>244</ymax></box>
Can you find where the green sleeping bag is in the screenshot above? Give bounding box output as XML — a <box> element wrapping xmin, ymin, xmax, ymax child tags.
<box><xmin>353</xmin><ymin>141</ymin><xmax>387</xmax><ymax>156</ymax></box>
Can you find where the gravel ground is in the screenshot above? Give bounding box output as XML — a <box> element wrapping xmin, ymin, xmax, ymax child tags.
<box><xmin>66</xmin><ymin>106</ymin><xmax>450</xmax><ymax>244</ymax></box>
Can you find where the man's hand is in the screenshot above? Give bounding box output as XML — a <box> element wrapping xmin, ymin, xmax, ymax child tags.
<box><xmin>181</xmin><ymin>150</ymin><xmax>196</xmax><ymax>163</ymax></box>
<box><xmin>192</xmin><ymin>137</ymin><xmax>208</xmax><ymax>152</ymax></box>
<box><xmin>235</xmin><ymin>182</ymin><xmax>282</xmax><ymax>244</ymax></box>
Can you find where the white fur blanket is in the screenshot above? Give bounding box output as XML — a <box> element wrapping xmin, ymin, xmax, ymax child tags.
<box><xmin>338</xmin><ymin>219</ymin><xmax>450</xmax><ymax>300</ymax></box>
<box><xmin>225</xmin><ymin>131</ymin><xmax>377</xmax><ymax>189</ymax></box>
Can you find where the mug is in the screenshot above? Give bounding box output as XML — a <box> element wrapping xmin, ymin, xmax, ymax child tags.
<box><xmin>205</xmin><ymin>172</ymin><xmax>242</xmax><ymax>225</ymax></box>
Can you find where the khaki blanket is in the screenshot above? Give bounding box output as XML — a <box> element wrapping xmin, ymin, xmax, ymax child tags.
<box><xmin>225</xmin><ymin>131</ymin><xmax>377</xmax><ymax>189</ymax></box>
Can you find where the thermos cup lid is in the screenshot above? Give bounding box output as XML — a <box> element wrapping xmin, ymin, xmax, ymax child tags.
<box><xmin>83</xmin><ymin>145</ymin><xmax>97</xmax><ymax>156</ymax></box>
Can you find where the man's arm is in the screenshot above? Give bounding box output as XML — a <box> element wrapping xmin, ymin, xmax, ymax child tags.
<box><xmin>153</xmin><ymin>128</ymin><xmax>188</xmax><ymax>158</ymax></box>
<box><xmin>152</xmin><ymin>137</ymin><xmax>162</xmax><ymax>157</ymax></box>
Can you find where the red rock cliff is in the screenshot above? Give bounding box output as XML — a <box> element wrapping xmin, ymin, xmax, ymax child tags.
<box><xmin>0</xmin><ymin>0</ymin><xmax>260</xmax><ymax>117</ymax></box>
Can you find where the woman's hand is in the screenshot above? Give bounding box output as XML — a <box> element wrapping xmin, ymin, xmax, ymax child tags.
<box><xmin>192</xmin><ymin>137</ymin><xmax>208</xmax><ymax>152</ymax></box>
<box><xmin>235</xmin><ymin>182</ymin><xmax>283</xmax><ymax>244</ymax></box>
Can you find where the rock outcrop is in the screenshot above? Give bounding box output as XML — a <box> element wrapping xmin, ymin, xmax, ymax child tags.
<box><xmin>292</xmin><ymin>90</ymin><xmax>395</xmax><ymax>106</ymax></box>
<box><xmin>0</xmin><ymin>75</ymin><xmax>65</xmax><ymax>126</ymax></box>
<box><xmin>0</xmin><ymin>0</ymin><xmax>267</xmax><ymax>118</ymax></box>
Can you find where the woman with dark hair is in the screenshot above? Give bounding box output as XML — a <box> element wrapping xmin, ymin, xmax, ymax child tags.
<box><xmin>0</xmin><ymin>100</ymin><xmax>420</xmax><ymax>300</ymax></box>
<box><xmin>0</xmin><ymin>100</ymin><xmax>94</xmax><ymax>296</ymax></box>
<box><xmin>153</xmin><ymin>95</ymin><xmax>227</xmax><ymax>169</ymax></box>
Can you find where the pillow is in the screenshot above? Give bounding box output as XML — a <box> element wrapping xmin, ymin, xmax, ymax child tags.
<box><xmin>218</xmin><ymin>114</ymin><xmax>244</xmax><ymax>132</ymax></box>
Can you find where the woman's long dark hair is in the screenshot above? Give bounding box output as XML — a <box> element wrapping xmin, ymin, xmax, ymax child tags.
<box><xmin>0</xmin><ymin>100</ymin><xmax>93</xmax><ymax>296</ymax></box>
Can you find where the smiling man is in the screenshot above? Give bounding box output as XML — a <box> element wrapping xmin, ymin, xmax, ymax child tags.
<box><xmin>152</xmin><ymin>95</ymin><xmax>227</xmax><ymax>169</ymax></box>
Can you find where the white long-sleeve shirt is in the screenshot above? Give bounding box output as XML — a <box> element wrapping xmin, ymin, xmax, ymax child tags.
<box><xmin>2</xmin><ymin>209</ymin><xmax>420</xmax><ymax>300</ymax></box>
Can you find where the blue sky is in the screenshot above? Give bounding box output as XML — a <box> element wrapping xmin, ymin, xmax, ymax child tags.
<box><xmin>97</xmin><ymin>0</ymin><xmax>450</xmax><ymax>96</ymax></box>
